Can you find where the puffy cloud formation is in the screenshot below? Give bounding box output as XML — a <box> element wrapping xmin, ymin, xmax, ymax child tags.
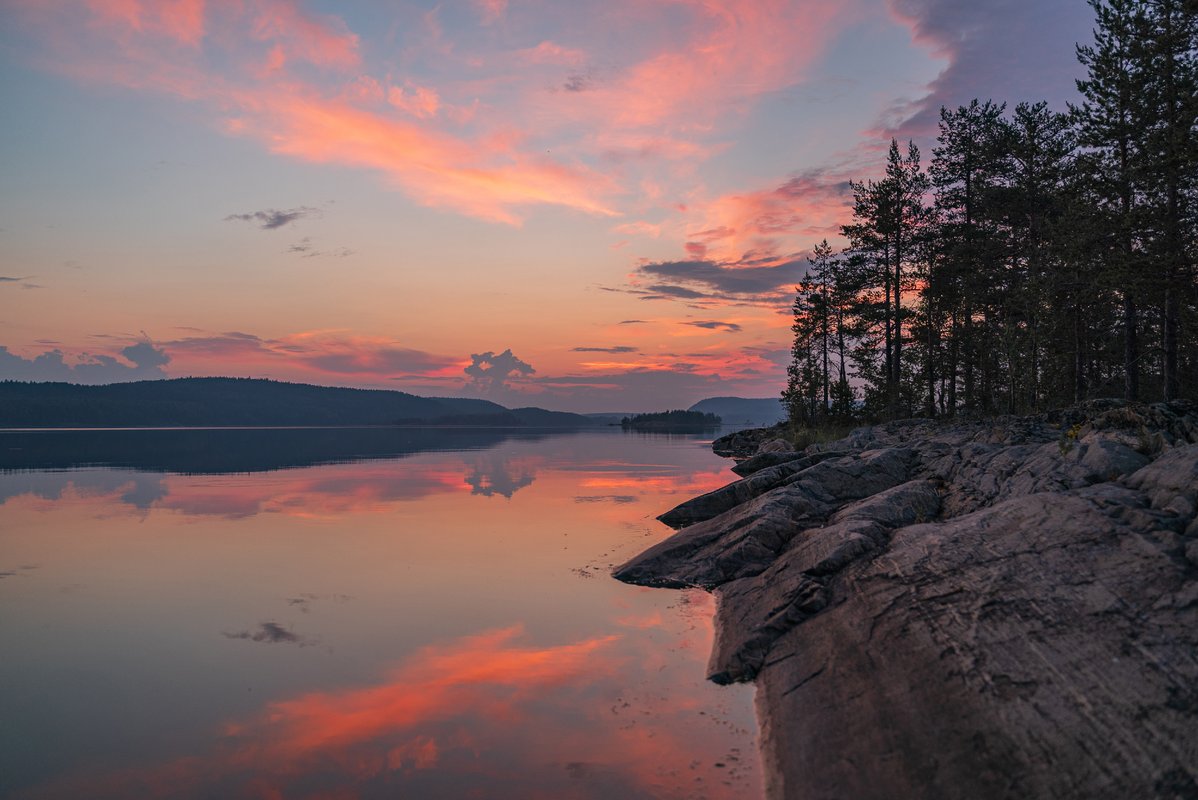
<box><xmin>885</xmin><ymin>0</ymin><xmax>1092</xmax><ymax>137</ymax></box>
<box><xmin>463</xmin><ymin>349</ymin><xmax>535</xmax><ymax>394</ymax></box>
<box><xmin>0</xmin><ymin>340</ymin><xmax>170</xmax><ymax>383</ymax></box>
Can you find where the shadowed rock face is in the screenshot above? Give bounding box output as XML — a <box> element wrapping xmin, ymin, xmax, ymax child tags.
<box><xmin>614</xmin><ymin>401</ymin><xmax>1198</xmax><ymax>800</ymax></box>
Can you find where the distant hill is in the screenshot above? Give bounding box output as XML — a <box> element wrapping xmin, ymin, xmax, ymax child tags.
<box><xmin>0</xmin><ymin>378</ymin><xmax>595</xmax><ymax>428</ymax></box>
<box><xmin>688</xmin><ymin>397</ymin><xmax>785</xmax><ymax>428</ymax></box>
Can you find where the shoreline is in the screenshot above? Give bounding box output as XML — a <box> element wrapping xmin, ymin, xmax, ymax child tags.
<box><xmin>615</xmin><ymin>400</ymin><xmax>1198</xmax><ymax>799</ymax></box>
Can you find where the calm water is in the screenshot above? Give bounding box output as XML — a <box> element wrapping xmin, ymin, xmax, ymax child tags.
<box><xmin>0</xmin><ymin>428</ymin><xmax>761</xmax><ymax>799</ymax></box>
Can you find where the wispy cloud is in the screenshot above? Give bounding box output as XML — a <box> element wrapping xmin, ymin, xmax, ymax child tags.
<box><xmin>222</xmin><ymin>621</ymin><xmax>306</xmax><ymax>645</ymax></box>
<box><xmin>162</xmin><ymin>330</ymin><xmax>462</xmax><ymax>381</ymax></box>
<box><xmin>627</xmin><ymin>257</ymin><xmax>806</xmax><ymax>307</ymax></box>
<box><xmin>571</xmin><ymin>346</ymin><xmax>639</xmax><ymax>354</ymax></box>
<box><xmin>286</xmin><ymin>237</ymin><xmax>353</xmax><ymax>258</ymax></box>
<box><xmin>225</xmin><ymin>206</ymin><xmax>320</xmax><ymax>230</ymax></box>
<box><xmin>5</xmin><ymin>0</ymin><xmax>864</xmax><ymax>225</ymax></box>
<box><xmin>682</xmin><ymin>320</ymin><xmax>742</xmax><ymax>333</ymax></box>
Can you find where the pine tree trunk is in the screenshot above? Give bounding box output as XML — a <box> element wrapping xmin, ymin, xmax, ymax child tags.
<box><xmin>894</xmin><ymin>237</ymin><xmax>903</xmax><ymax>418</ymax></box>
<box><xmin>925</xmin><ymin>304</ymin><xmax>936</xmax><ymax>418</ymax></box>
<box><xmin>1124</xmin><ymin>293</ymin><xmax>1139</xmax><ymax>400</ymax></box>
<box><xmin>1165</xmin><ymin>287</ymin><xmax>1180</xmax><ymax>400</ymax></box>
<box><xmin>947</xmin><ymin>309</ymin><xmax>959</xmax><ymax>415</ymax></box>
<box><xmin>1075</xmin><ymin>295</ymin><xmax>1087</xmax><ymax>403</ymax></box>
<box><xmin>963</xmin><ymin>308</ymin><xmax>974</xmax><ymax>412</ymax></box>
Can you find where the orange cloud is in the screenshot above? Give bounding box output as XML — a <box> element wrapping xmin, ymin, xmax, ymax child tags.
<box><xmin>9</xmin><ymin>0</ymin><xmax>869</xmax><ymax>228</ymax></box>
<box><xmin>247</xmin><ymin>91</ymin><xmax>618</xmax><ymax>223</ymax></box>
<box><xmin>692</xmin><ymin>168</ymin><xmax>856</xmax><ymax>262</ymax></box>
<box><xmin>387</xmin><ymin>81</ymin><xmax>441</xmax><ymax>119</ymax></box>
<box><xmin>245</xmin><ymin>0</ymin><xmax>360</xmax><ymax>69</ymax></box>
<box><xmin>551</xmin><ymin>0</ymin><xmax>861</xmax><ymax>132</ymax></box>
<box><xmin>154</xmin><ymin>330</ymin><xmax>466</xmax><ymax>383</ymax></box>
<box><xmin>8</xmin><ymin>0</ymin><xmax>618</xmax><ymax>224</ymax></box>
<box><xmin>81</xmin><ymin>0</ymin><xmax>206</xmax><ymax>46</ymax></box>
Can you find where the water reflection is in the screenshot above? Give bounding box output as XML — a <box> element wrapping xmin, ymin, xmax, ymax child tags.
<box><xmin>21</xmin><ymin>614</ymin><xmax>753</xmax><ymax>800</ymax></box>
<box><xmin>0</xmin><ymin>426</ymin><xmax>574</xmax><ymax>474</ymax></box>
<box><xmin>1</xmin><ymin>430</ymin><xmax>758</xmax><ymax>799</ymax></box>
<box><xmin>0</xmin><ymin>458</ymin><xmax>538</xmax><ymax>518</ymax></box>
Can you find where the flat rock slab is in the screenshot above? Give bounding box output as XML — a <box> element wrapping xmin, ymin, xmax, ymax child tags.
<box><xmin>756</xmin><ymin>485</ymin><xmax>1198</xmax><ymax>800</ymax></box>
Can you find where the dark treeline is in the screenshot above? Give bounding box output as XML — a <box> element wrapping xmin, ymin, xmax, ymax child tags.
<box><xmin>784</xmin><ymin>0</ymin><xmax>1197</xmax><ymax>425</ymax></box>
<box><xmin>621</xmin><ymin>410</ymin><xmax>722</xmax><ymax>431</ymax></box>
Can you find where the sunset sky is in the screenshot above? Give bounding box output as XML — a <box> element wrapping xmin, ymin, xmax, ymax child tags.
<box><xmin>0</xmin><ymin>0</ymin><xmax>1092</xmax><ymax>411</ymax></box>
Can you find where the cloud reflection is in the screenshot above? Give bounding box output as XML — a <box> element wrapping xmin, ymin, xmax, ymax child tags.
<box><xmin>23</xmin><ymin>627</ymin><xmax>620</xmax><ymax>798</ymax></box>
<box><xmin>20</xmin><ymin>616</ymin><xmax>758</xmax><ymax>799</ymax></box>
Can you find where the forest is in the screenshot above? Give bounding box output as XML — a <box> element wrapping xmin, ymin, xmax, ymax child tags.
<box><xmin>621</xmin><ymin>410</ymin><xmax>723</xmax><ymax>431</ymax></box>
<box><xmin>783</xmin><ymin>0</ymin><xmax>1197</xmax><ymax>425</ymax></box>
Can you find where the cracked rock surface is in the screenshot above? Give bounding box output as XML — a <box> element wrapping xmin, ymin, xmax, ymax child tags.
<box><xmin>614</xmin><ymin>401</ymin><xmax>1198</xmax><ymax>800</ymax></box>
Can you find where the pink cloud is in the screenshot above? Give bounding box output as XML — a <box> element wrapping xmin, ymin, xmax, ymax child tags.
<box><xmin>693</xmin><ymin>167</ymin><xmax>856</xmax><ymax>263</ymax></box>
<box><xmin>387</xmin><ymin>82</ymin><xmax>441</xmax><ymax>119</ymax></box>
<box><xmin>157</xmin><ymin>330</ymin><xmax>466</xmax><ymax>382</ymax></box>
<box><xmin>80</xmin><ymin>0</ymin><xmax>206</xmax><ymax>46</ymax></box>
<box><xmin>245</xmin><ymin>0</ymin><xmax>360</xmax><ymax>69</ymax></box>
<box><xmin>8</xmin><ymin>0</ymin><xmax>618</xmax><ymax>225</ymax></box>
<box><xmin>473</xmin><ymin>0</ymin><xmax>507</xmax><ymax>25</ymax></box>
<box><xmin>559</xmin><ymin>0</ymin><xmax>862</xmax><ymax>132</ymax></box>
<box><xmin>517</xmin><ymin>40</ymin><xmax>586</xmax><ymax>66</ymax></box>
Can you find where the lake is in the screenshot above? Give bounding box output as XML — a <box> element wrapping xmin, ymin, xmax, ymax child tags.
<box><xmin>0</xmin><ymin>428</ymin><xmax>762</xmax><ymax>799</ymax></box>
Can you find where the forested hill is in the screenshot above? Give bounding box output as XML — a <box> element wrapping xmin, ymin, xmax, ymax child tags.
<box><xmin>0</xmin><ymin>378</ymin><xmax>594</xmax><ymax>428</ymax></box>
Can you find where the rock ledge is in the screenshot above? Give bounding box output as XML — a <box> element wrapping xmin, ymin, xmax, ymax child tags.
<box><xmin>614</xmin><ymin>401</ymin><xmax>1198</xmax><ymax>800</ymax></box>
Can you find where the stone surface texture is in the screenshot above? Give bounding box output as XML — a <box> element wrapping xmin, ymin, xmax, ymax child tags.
<box><xmin>614</xmin><ymin>401</ymin><xmax>1198</xmax><ymax>800</ymax></box>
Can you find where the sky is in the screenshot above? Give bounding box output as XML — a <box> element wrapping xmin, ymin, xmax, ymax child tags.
<box><xmin>0</xmin><ymin>0</ymin><xmax>1095</xmax><ymax>412</ymax></box>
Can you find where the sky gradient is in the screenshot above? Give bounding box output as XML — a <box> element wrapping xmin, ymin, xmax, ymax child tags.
<box><xmin>0</xmin><ymin>0</ymin><xmax>1094</xmax><ymax>411</ymax></box>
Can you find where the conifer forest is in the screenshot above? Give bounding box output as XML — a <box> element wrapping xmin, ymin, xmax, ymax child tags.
<box><xmin>784</xmin><ymin>0</ymin><xmax>1198</xmax><ymax>424</ymax></box>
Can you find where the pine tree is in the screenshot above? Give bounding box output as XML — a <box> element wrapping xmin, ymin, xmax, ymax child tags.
<box><xmin>1075</xmin><ymin>0</ymin><xmax>1151</xmax><ymax>400</ymax></box>
<box><xmin>930</xmin><ymin>100</ymin><xmax>1008</xmax><ymax>414</ymax></box>
<box><xmin>1139</xmin><ymin>0</ymin><xmax>1197</xmax><ymax>399</ymax></box>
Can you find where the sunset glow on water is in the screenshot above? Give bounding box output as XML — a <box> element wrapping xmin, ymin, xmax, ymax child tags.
<box><xmin>0</xmin><ymin>428</ymin><xmax>760</xmax><ymax>799</ymax></box>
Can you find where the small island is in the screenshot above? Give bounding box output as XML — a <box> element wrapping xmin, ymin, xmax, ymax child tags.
<box><xmin>621</xmin><ymin>410</ymin><xmax>722</xmax><ymax>432</ymax></box>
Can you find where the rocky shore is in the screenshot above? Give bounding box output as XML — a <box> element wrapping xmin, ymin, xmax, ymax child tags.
<box><xmin>614</xmin><ymin>401</ymin><xmax>1198</xmax><ymax>800</ymax></box>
